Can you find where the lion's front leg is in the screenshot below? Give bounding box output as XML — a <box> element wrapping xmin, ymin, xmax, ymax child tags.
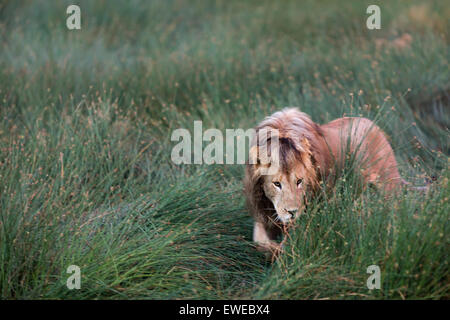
<box><xmin>253</xmin><ymin>221</ymin><xmax>282</xmax><ymax>259</ymax></box>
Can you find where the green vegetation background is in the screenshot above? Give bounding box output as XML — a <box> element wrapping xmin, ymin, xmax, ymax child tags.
<box><xmin>0</xmin><ymin>0</ymin><xmax>448</xmax><ymax>299</ymax></box>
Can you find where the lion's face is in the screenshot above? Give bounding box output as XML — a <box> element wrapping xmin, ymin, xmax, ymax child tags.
<box><xmin>247</xmin><ymin>112</ymin><xmax>319</xmax><ymax>226</ymax></box>
<box><xmin>261</xmin><ymin>163</ymin><xmax>308</xmax><ymax>224</ymax></box>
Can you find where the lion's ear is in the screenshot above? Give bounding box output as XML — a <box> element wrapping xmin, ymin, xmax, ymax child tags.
<box><xmin>249</xmin><ymin>145</ymin><xmax>280</xmax><ymax>176</ymax></box>
<box><xmin>290</xmin><ymin>137</ymin><xmax>309</xmax><ymax>154</ymax></box>
<box><xmin>249</xmin><ymin>146</ymin><xmax>259</xmax><ymax>165</ymax></box>
<box><xmin>301</xmin><ymin>137</ymin><xmax>312</xmax><ymax>155</ymax></box>
<box><xmin>300</xmin><ymin>137</ymin><xmax>315</xmax><ymax>170</ymax></box>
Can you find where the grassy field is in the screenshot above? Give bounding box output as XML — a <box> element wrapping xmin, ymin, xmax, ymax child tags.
<box><xmin>0</xmin><ymin>0</ymin><xmax>449</xmax><ymax>299</ymax></box>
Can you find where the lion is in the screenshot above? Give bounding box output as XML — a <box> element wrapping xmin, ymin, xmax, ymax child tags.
<box><xmin>243</xmin><ymin>107</ymin><xmax>413</xmax><ymax>256</ymax></box>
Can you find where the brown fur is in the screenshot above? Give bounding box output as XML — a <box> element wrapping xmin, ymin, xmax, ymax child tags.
<box><xmin>244</xmin><ymin>108</ymin><xmax>403</xmax><ymax>255</ymax></box>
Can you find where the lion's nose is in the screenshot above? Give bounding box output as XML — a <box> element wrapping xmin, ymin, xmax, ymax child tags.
<box><xmin>286</xmin><ymin>209</ymin><xmax>298</xmax><ymax>218</ymax></box>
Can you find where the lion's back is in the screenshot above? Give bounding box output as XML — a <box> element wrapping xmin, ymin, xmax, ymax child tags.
<box><xmin>321</xmin><ymin>117</ymin><xmax>402</xmax><ymax>190</ymax></box>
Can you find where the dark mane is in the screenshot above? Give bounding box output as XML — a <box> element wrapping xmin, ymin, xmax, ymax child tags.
<box><xmin>278</xmin><ymin>137</ymin><xmax>302</xmax><ymax>174</ymax></box>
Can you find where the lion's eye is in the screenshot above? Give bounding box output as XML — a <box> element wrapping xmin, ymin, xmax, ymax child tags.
<box><xmin>297</xmin><ymin>178</ymin><xmax>303</xmax><ymax>186</ymax></box>
<box><xmin>273</xmin><ymin>181</ymin><xmax>282</xmax><ymax>189</ymax></box>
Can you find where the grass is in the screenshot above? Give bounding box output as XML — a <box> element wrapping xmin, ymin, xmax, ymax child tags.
<box><xmin>0</xmin><ymin>0</ymin><xmax>449</xmax><ymax>299</ymax></box>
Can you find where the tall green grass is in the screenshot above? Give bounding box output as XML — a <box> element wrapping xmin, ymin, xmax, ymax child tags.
<box><xmin>0</xmin><ymin>0</ymin><xmax>449</xmax><ymax>299</ymax></box>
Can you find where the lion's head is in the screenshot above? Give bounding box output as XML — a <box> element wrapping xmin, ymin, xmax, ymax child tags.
<box><xmin>244</xmin><ymin>108</ymin><xmax>326</xmax><ymax>226</ymax></box>
<box><xmin>259</xmin><ymin>150</ymin><xmax>312</xmax><ymax>224</ymax></box>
